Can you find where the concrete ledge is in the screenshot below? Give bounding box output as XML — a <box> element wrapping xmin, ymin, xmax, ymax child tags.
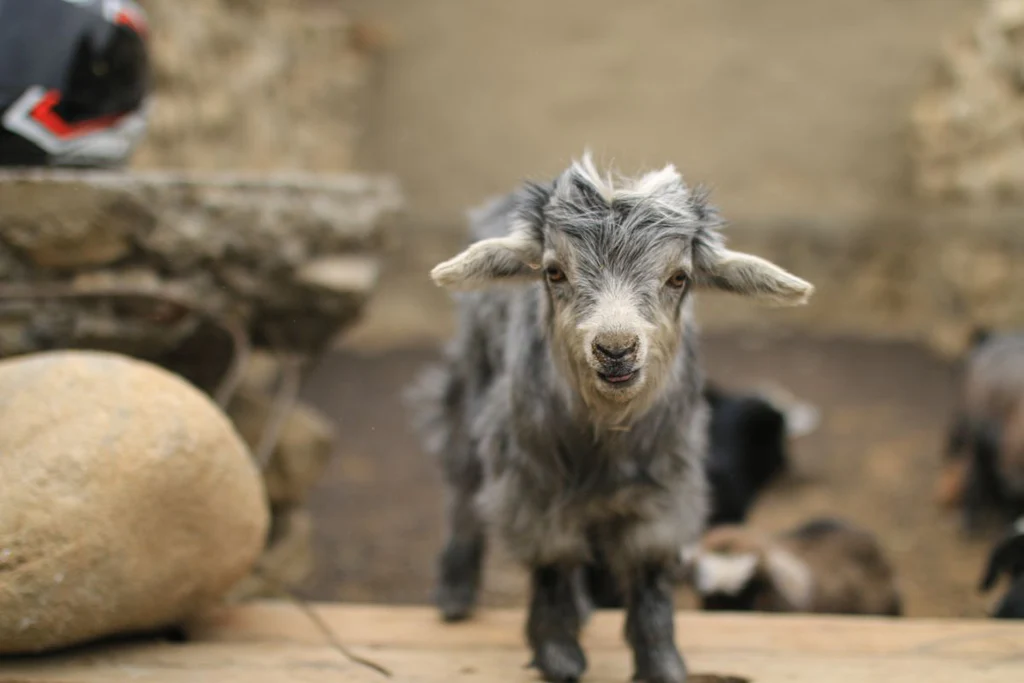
<box><xmin>0</xmin><ymin>169</ymin><xmax>402</xmax><ymax>356</ymax></box>
<box><xmin>1</xmin><ymin>602</ymin><xmax>1020</xmax><ymax>682</ymax></box>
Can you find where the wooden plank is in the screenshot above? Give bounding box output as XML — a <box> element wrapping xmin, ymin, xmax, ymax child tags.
<box><xmin>1</xmin><ymin>602</ymin><xmax>1021</xmax><ymax>683</ymax></box>
<box><xmin>315</xmin><ymin>603</ymin><xmax>1024</xmax><ymax>655</ymax></box>
<box><xmin>0</xmin><ymin>643</ymin><xmax>382</xmax><ymax>683</ymax></box>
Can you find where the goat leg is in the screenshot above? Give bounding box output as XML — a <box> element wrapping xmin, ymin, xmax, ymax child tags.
<box><xmin>527</xmin><ymin>564</ymin><xmax>587</xmax><ymax>683</ymax></box>
<box><xmin>962</xmin><ymin>421</ymin><xmax>1004</xmax><ymax>536</ymax></box>
<box><xmin>626</xmin><ymin>563</ymin><xmax>687</xmax><ymax>683</ymax></box>
<box><xmin>583</xmin><ymin>545</ymin><xmax>627</xmax><ymax>609</ymax></box>
<box><xmin>436</xmin><ymin>491</ymin><xmax>485</xmax><ymax>622</ymax></box>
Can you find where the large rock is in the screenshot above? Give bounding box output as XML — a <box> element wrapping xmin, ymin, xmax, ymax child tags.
<box><xmin>0</xmin><ymin>350</ymin><xmax>269</xmax><ymax>654</ymax></box>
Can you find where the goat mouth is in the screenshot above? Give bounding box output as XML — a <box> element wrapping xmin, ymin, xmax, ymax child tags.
<box><xmin>597</xmin><ymin>369</ymin><xmax>640</xmax><ymax>386</ymax></box>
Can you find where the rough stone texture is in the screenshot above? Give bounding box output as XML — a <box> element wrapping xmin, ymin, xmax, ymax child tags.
<box><xmin>132</xmin><ymin>0</ymin><xmax>378</xmax><ymax>173</ymax></box>
<box><xmin>0</xmin><ymin>350</ymin><xmax>269</xmax><ymax>654</ymax></box>
<box><xmin>912</xmin><ymin>0</ymin><xmax>1024</xmax><ymax>202</ymax></box>
<box><xmin>221</xmin><ymin>351</ymin><xmax>336</xmax><ymax>594</ymax></box>
<box><xmin>227</xmin><ymin>508</ymin><xmax>315</xmax><ymax>601</ymax></box>
<box><xmin>228</xmin><ymin>384</ymin><xmax>336</xmax><ymax>508</ymax></box>
<box><xmin>694</xmin><ymin>207</ymin><xmax>1024</xmax><ymax>359</ymax></box>
<box><xmin>0</xmin><ymin>170</ymin><xmax>401</xmax><ymax>361</ymax></box>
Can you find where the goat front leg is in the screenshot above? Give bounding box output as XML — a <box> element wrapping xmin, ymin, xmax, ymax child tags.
<box><xmin>962</xmin><ymin>421</ymin><xmax>1004</xmax><ymax>536</ymax></box>
<box><xmin>436</xmin><ymin>489</ymin><xmax>486</xmax><ymax>622</ymax></box>
<box><xmin>527</xmin><ymin>564</ymin><xmax>588</xmax><ymax>683</ymax></box>
<box><xmin>625</xmin><ymin>563</ymin><xmax>686</xmax><ymax>683</ymax></box>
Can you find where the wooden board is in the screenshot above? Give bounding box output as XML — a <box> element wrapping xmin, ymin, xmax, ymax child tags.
<box><xmin>1</xmin><ymin>602</ymin><xmax>1022</xmax><ymax>682</ymax></box>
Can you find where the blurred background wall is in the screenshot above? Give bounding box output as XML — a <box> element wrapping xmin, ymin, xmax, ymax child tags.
<box><xmin>331</xmin><ymin>0</ymin><xmax>985</xmax><ymax>348</ymax></box>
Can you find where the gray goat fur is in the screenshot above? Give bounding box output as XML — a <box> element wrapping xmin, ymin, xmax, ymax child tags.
<box><xmin>407</xmin><ymin>153</ymin><xmax>813</xmax><ymax>683</ymax></box>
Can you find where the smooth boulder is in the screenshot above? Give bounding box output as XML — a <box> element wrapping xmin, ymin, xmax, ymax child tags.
<box><xmin>0</xmin><ymin>350</ymin><xmax>269</xmax><ymax>654</ymax></box>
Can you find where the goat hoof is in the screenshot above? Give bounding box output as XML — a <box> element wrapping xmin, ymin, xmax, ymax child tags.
<box><xmin>531</xmin><ymin>640</ymin><xmax>587</xmax><ymax>682</ymax></box>
<box><xmin>438</xmin><ymin>600</ymin><xmax>473</xmax><ymax>623</ymax></box>
<box><xmin>161</xmin><ymin>625</ymin><xmax>189</xmax><ymax>643</ymax></box>
<box><xmin>436</xmin><ymin>584</ymin><xmax>476</xmax><ymax>622</ymax></box>
<box><xmin>633</xmin><ymin>651</ymin><xmax>688</xmax><ymax>683</ymax></box>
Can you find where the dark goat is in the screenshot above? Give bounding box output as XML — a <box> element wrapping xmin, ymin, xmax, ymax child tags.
<box><xmin>703</xmin><ymin>381</ymin><xmax>792</xmax><ymax>527</ymax></box>
<box><xmin>979</xmin><ymin>517</ymin><xmax>1024</xmax><ymax>619</ymax></box>
<box><xmin>940</xmin><ymin>328</ymin><xmax>1024</xmax><ymax>533</ymax></box>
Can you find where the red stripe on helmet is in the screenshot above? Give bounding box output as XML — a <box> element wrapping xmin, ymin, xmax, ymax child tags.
<box><xmin>28</xmin><ymin>90</ymin><xmax>125</xmax><ymax>139</ymax></box>
<box><xmin>115</xmin><ymin>9</ymin><xmax>148</xmax><ymax>37</ymax></box>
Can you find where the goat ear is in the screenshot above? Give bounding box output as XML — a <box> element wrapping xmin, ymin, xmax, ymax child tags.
<box><xmin>697</xmin><ymin>249</ymin><xmax>814</xmax><ymax>306</ymax></box>
<box><xmin>979</xmin><ymin>525</ymin><xmax>1024</xmax><ymax>592</ymax></box>
<box><xmin>430</xmin><ymin>232</ymin><xmax>543</xmax><ymax>291</ymax></box>
<box><xmin>763</xmin><ymin>547</ymin><xmax>814</xmax><ymax>610</ymax></box>
<box><xmin>692</xmin><ymin>552</ymin><xmax>760</xmax><ymax>596</ymax></box>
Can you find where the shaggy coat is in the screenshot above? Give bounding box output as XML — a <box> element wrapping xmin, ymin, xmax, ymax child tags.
<box><xmin>409</xmin><ymin>154</ymin><xmax>813</xmax><ymax>683</ymax></box>
<box><xmin>583</xmin><ymin>381</ymin><xmax>818</xmax><ymax>609</ymax></box>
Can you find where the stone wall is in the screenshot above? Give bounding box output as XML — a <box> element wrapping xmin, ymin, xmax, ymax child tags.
<box><xmin>912</xmin><ymin>0</ymin><xmax>1024</xmax><ymax>202</ymax></box>
<box><xmin>133</xmin><ymin>0</ymin><xmax>380</xmax><ymax>172</ymax></box>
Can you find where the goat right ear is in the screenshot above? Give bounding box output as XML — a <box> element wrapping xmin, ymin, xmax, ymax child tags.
<box><xmin>696</xmin><ymin>248</ymin><xmax>814</xmax><ymax>307</ymax></box>
<box><xmin>430</xmin><ymin>232</ymin><xmax>544</xmax><ymax>291</ymax></box>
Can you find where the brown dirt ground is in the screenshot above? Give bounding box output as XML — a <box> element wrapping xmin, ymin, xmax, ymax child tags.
<box><xmin>298</xmin><ymin>333</ymin><xmax>1004</xmax><ymax>619</ymax></box>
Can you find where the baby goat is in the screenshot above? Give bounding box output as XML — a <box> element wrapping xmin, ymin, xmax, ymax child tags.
<box><xmin>941</xmin><ymin>329</ymin><xmax>1024</xmax><ymax>532</ymax></box>
<box><xmin>979</xmin><ymin>516</ymin><xmax>1024</xmax><ymax>619</ymax></box>
<box><xmin>409</xmin><ymin>154</ymin><xmax>813</xmax><ymax>683</ymax></box>
<box><xmin>685</xmin><ymin>518</ymin><xmax>902</xmax><ymax>616</ymax></box>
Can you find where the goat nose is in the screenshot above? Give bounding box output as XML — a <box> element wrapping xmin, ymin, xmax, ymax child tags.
<box><xmin>594</xmin><ymin>338</ymin><xmax>638</xmax><ymax>360</ymax></box>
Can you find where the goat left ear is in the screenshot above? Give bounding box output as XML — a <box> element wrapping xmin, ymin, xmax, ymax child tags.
<box><xmin>430</xmin><ymin>231</ymin><xmax>543</xmax><ymax>291</ymax></box>
<box><xmin>697</xmin><ymin>249</ymin><xmax>814</xmax><ymax>306</ymax></box>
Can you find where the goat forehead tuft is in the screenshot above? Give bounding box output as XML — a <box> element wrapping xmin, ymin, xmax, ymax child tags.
<box><xmin>544</xmin><ymin>152</ymin><xmax>719</xmax><ymax>245</ymax></box>
<box><xmin>566</xmin><ymin>150</ymin><xmax>684</xmax><ymax>202</ymax></box>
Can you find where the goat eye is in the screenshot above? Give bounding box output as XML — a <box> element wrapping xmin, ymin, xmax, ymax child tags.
<box><xmin>667</xmin><ymin>271</ymin><xmax>689</xmax><ymax>289</ymax></box>
<box><xmin>545</xmin><ymin>266</ymin><xmax>566</xmax><ymax>283</ymax></box>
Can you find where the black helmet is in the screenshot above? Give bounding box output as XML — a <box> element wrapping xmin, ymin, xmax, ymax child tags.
<box><xmin>0</xmin><ymin>0</ymin><xmax>150</xmax><ymax>168</ymax></box>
